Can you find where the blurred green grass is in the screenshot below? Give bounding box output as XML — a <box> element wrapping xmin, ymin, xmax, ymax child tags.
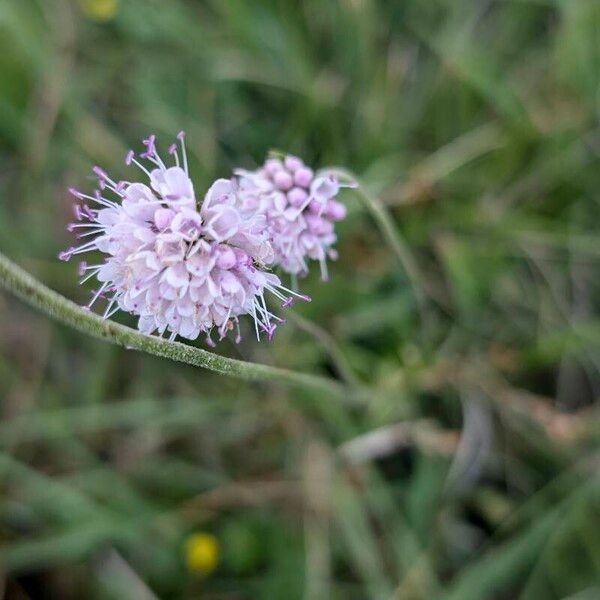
<box><xmin>0</xmin><ymin>0</ymin><xmax>599</xmax><ymax>598</ymax></box>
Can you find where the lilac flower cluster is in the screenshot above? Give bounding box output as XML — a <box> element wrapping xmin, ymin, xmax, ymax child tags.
<box><xmin>61</xmin><ymin>134</ymin><xmax>352</xmax><ymax>344</ymax></box>
<box><xmin>236</xmin><ymin>155</ymin><xmax>354</xmax><ymax>281</ymax></box>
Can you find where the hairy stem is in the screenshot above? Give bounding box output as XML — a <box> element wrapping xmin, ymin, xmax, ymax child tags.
<box><xmin>0</xmin><ymin>252</ymin><xmax>349</xmax><ymax>401</ymax></box>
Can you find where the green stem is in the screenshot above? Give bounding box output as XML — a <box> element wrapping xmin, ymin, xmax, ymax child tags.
<box><xmin>287</xmin><ymin>311</ymin><xmax>360</xmax><ymax>386</ymax></box>
<box><xmin>0</xmin><ymin>252</ymin><xmax>348</xmax><ymax>401</ymax></box>
<box><xmin>332</xmin><ymin>169</ymin><xmax>428</xmax><ymax>310</ymax></box>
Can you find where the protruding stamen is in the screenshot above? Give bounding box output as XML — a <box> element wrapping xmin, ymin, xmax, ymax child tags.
<box><xmin>58</xmin><ymin>248</ymin><xmax>74</xmax><ymax>262</ymax></box>
<box><xmin>93</xmin><ymin>166</ymin><xmax>108</xmax><ymax>180</ymax></box>
<box><xmin>177</xmin><ymin>131</ymin><xmax>188</xmax><ymax>175</ymax></box>
<box><xmin>90</xmin><ymin>190</ymin><xmax>118</xmax><ymax>208</ymax></box>
<box><xmin>92</xmin><ymin>168</ymin><xmax>123</xmax><ymax>196</ymax></box>
<box><xmin>169</xmin><ymin>143</ymin><xmax>180</xmax><ymax>168</ymax></box>
<box><xmin>104</xmin><ymin>300</ymin><xmax>121</xmax><ymax>319</ymax></box>
<box><xmin>143</xmin><ymin>134</ymin><xmax>156</xmax><ymax>156</ymax></box>
<box><xmin>265</xmin><ymin>323</ymin><xmax>277</xmax><ymax>341</ymax></box>
<box><xmin>87</xmin><ymin>282</ymin><xmax>109</xmax><ymax>308</ymax></box>
<box><xmin>142</xmin><ymin>134</ymin><xmax>168</xmax><ymax>170</ymax></box>
<box><xmin>82</xmin><ymin>205</ymin><xmax>96</xmax><ymax>219</ymax></box>
<box><xmin>68</xmin><ymin>222</ymin><xmax>101</xmax><ymax>230</ymax></box>
<box><xmin>128</xmin><ymin>156</ymin><xmax>152</xmax><ymax>179</ymax></box>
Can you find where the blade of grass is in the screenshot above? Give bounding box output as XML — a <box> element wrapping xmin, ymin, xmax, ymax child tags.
<box><xmin>329</xmin><ymin>169</ymin><xmax>428</xmax><ymax>312</ymax></box>
<box><xmin>442</xmin><ymin>479</ymin><xmax>599</xmax><ymax>600</ymax></box>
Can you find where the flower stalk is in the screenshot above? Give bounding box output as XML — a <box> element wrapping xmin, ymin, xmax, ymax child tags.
<box><xmin>329</xmin><ymin>168</ymin><xmax>428</xmax><ymax>310</ymax></box>
<box><xmin>0</xmin><ymin>252</ymin><xmax>349</xmax><ymax>401</ymax></box>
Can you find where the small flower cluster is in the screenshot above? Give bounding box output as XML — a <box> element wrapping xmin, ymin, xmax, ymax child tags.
<box><xmin>236</xmin><ymin>155</ymin><xmax>354</xmax><ymax>281</ymax></box>
<box><xmin>61</xmin><ymin>134</ymin><xmax>352</xmax><ymax>344</ymax></box>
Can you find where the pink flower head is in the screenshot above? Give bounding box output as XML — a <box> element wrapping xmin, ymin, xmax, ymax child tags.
<box><xmin>235</xmin><ymin>154</ymin><xmax>355</xmax><ymax>281</ymax></box>
<box><xmin>61</xmin><ymin>135</ymin><xmax>308</xmax><ymax>344</ymax></box>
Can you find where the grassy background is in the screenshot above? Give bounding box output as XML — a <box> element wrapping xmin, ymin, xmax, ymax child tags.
<box><xmin>1</xmin><ymin>0</ymin><xmax>599</xmax><ymax>598</ymax></box>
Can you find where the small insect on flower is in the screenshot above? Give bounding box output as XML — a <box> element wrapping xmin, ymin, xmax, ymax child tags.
<box><xmin>235</xmin><ymin>155</ymin><xmax>357</xmax><ymax>282</ymax></box>
<box><xmin>60</xmin><ymin>134</ymin><xmax>309</xmax><ymax>345</ymax></box>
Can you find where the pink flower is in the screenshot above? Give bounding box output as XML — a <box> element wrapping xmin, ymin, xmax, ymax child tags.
<box><xmin>61</xmin><ymin>134</ymin><xmax>308</xmax><ymax>344</ymax></box>
<box><xmin>235</xmin><ymin>155</ymin><xmax>355</xmax><ymax>281</ymax></box>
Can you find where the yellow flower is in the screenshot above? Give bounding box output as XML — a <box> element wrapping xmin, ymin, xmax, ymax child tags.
<box><xmin>184</xmin><ymin>533</ymin><xmax>220</xmax><ymax>575</ymax></box>
<box><xmin>79</xmin><ymin>0</ymin><xmax>119</xmax><ymax>22</ymax></box>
